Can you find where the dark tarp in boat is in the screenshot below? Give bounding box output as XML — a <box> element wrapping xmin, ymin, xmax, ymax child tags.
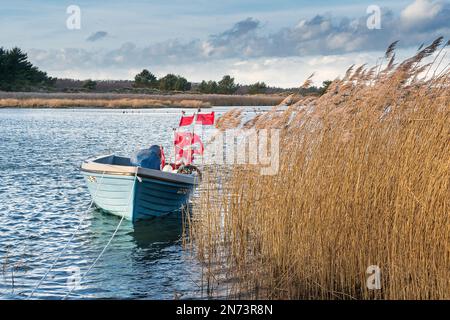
<box><xmin>130</xmin><ymin>145</ymin><xmax>162</xmax><ymax>170</ymax></box>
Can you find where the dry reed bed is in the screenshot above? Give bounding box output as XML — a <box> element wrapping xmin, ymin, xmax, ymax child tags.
<box><xmin>0</xmin><ymin>98</ymin><xmax>211</xmax><ymax>109</ymax></box>
<box><xmin>189</xmin><ymin>38</ymin><xmax>450</xmax><ymax>299</ymax></box>
<box><xmin>0</xmin><ymin>92</ymin><xmax>285</xmax><ymax>107</ymax></box>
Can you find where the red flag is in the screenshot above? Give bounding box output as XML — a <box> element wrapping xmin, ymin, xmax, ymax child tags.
<box><xmin>174</xmin><ymin>132</ymin><xmax>192</xmax><ymax>147</ymax></box>
<box><xmin>196</xmin><ymin>112</ymin><xmax>215</xmax><ymax>125</ymax></box>
<box><xmin>179</xmin><ymin>115</ymin><xmax>194</xmax><ymax>127</ymax></box>
<box><xmin>191</xmin><ymin>134</ymin><xmax>204</xmax><ymax>155</ymax></box>
<box><xmin>174</xmin><ymin>132</ymin><xmax>204</xmax><ymax>165</ymax></box>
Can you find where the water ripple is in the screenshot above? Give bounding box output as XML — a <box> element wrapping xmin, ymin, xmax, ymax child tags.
<box><xmin>0</xmin><ymin>107</ymin><xmax>262</xmax><ymax>299</ymax></box>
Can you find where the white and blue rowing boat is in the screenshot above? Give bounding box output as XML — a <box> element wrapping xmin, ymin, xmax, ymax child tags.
<box><xmin>81</xmin><ymin>154</ymin><xmax>199</xmax><ymax>221</ymax></box>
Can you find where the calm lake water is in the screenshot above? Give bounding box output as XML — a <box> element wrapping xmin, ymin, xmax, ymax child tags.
<box><xmin>0</xmin><ymin>107</ymin><xmax>260</xmax><ymax>300</ymax></box>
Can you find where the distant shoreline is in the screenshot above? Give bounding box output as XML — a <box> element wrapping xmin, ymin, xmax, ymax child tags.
<box><xmin>0</xmin><ymin>92</ymin><xmax>286</xmax><ymax>108</ymax></box>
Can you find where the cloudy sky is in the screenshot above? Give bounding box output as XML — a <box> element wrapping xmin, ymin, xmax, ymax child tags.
<box><xmin>1</xmin><ymin>0</ymin><xmax>449</xmax><ymax>87</ymax></box>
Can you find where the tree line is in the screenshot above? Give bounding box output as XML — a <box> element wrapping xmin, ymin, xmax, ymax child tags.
<box><xmin>134</xmin><ymin>69</ymin><xmax>242</xmax><ymax>94</ymax></box>
<box><xmin>134</xmin><ymin>69</ymin><xmax>330</xmax><ymax>95</ymax></box>
<box><xmin>134</xmin><ymin>69</ymin><xmax>191</xmax><ymax>91</ymax></box>
<box><xmin>0</xmin><ymin>47</ymin><xmax>332</xmax><ymax>95</ymax></box>
<box><xmin>135</xmin><ymin>70</ymin><xmax>277</xmax><ymax>95</ymax></box>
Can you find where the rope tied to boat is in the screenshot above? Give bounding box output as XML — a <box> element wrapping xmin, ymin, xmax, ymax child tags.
<box><xmin>61</xmin><ymin>167</ymin><xmax>139</xmax><ymax>300</ymax></box>
<box><xmin>27</xmin><ymin>170</ymin><xmax>107</xmax><ymax>299</ymax></box>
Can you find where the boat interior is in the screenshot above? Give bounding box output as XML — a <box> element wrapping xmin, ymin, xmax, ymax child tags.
<box><xmin>93</xmin><ymin>155</ymin><xmax>133</xmax><ymax>166</ymax></box>
<box><xmin>89</xmin><ymin>154</ymin><xmax>200</xmax><ymax>178</ymax></box>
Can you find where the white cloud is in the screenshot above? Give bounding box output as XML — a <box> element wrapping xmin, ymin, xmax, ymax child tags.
<box><xmin>225</xmin><ymin>53</ymin><xmax>380</xmax><ymax>87</ymax></box>
<box><xmin>401</xmin><ymin>0</ymin><xmax>443</xmax><ymax>26</ymax></box>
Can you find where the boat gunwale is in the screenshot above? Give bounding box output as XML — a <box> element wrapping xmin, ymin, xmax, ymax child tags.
<box><xmin>81</xmin><ymin>155</ymin><xmax>198</xmax><ymax>185</ymax></box>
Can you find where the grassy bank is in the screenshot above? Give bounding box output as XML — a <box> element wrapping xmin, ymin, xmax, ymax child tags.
<box><xmin>0</xmin><ymin>98</ymin><xmax>211</xmax><ymax>109</ymax></box>
<box><xmin>190</xmin><ymin>39</ymin><xmax>450</xmax><ymax>299</ymax></box>
<box><xmin>0</xmin><ymin>92</ymin><xmax>285</xmax><ymax>108</ymax></box>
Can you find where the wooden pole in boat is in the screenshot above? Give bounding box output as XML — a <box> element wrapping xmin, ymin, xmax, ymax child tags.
<box><xmin>172</xmin><ymin>127</ymin><xmax>176</xmax><ymax>167</ymax></box>
<box><xmin>191</xmin><ymin>110</ymin><xmax>198</xmax><ymax>165</ymax></box>
<box><xmin>200</xmin><ymin>110</ymin><xmax>204</xmax><ymax>165</ymax></box>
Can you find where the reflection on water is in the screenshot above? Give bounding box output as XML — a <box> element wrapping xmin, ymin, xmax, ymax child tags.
<box><xmin>68</xmin><ymin>210</ymin><xmax>198</xmax><ymax>300</ymax></box>
<box><xmin>89</xmin><ymin>209</ymin><xmax>186</xmax><ymax>250</ymax></box>
<box><xmin>130</xmin><ymin>213</ymin><xmax>185</xmax><ymax>249</ymax></box>
<box><xmin>0</xmin><ymin>107</ymin><xmax>263</xmax><ymax>299</ymax></box>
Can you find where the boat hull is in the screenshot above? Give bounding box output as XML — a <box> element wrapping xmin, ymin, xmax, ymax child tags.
<box><xmin>81</xmin><ymin>155</ymin><xmax>197</xmax><ymax>221</ymax></box>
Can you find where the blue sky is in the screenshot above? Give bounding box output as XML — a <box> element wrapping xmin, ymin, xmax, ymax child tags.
<box><xmin>1</xmin><ymin>0</ymin><xmax>449</xmax><ymax>86</ymax></box>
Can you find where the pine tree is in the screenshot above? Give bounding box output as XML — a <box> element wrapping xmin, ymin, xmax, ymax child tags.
<box><xmin>0</xmin><ymin>47</ymin><xmax>54</xmax><ymax>91</ymax></box>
